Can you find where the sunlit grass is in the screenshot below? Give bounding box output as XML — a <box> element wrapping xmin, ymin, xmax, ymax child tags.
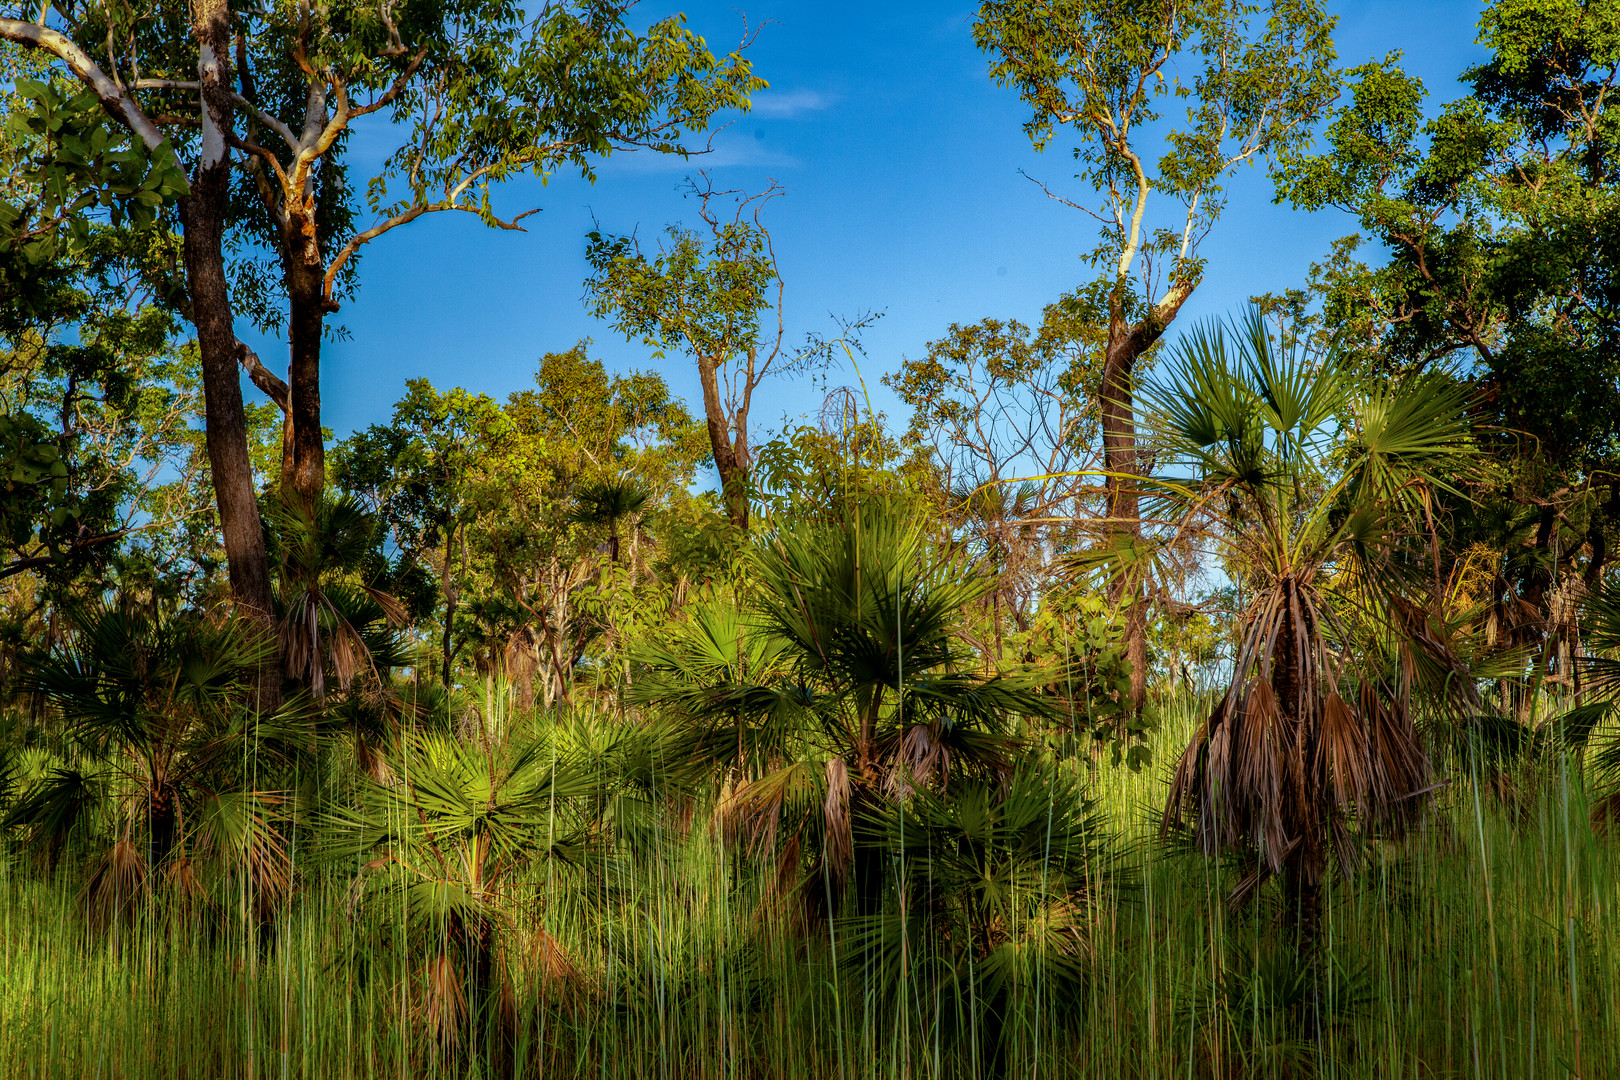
<box><xmin>1</xmin><ymin>695</ymin><xmax>1615</xmax><ymax>1079</ymax></box>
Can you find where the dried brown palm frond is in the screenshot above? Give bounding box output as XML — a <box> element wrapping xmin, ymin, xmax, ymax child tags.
<box><xmin>525</xmin><ymin>924</ymin><xmax>584</xmax><ymax>1005</ymax></box>
<box><xmin>1145</xmin><ymin>307</ymin><xmax>1469</xmax><ymax>946</ymax></box>
<box><xmin>280</xmin><ymin>590</ymin><xmax>398</xmax><ymax>700</ymax></box>
<box><xmin>81</xmin><ymin>833</ymin><xmax>148</xmax><ymax>928</ymax></box>
<box><xmin>423</xmin><ymin>951</ymin><xmax>469</xmax><ymax>1049</ymax></box>
<box><xmin>822</xmin><ymin>756</ymin><xmax>853</xmax><ymax>886</ymax></box>
<box><xmin>1163</xmin><ymin>576</ymin><xmax>1434</xmax><ymax>897</ymax></box>
<box><xmin>888</xmin><ymin>721</ymin><xmax>954</xmax><ymax>797</ymax></box>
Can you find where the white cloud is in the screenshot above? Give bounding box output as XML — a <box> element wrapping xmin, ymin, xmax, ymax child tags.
<box><xmin>747</xmin><ymin>88</ymin><xmax>835</xmax><ymax>118</ymax></box>
<box><xmin>600</xmin><ymin>133</ymin><xmax>801</xmax><ymax>174</ymax></box>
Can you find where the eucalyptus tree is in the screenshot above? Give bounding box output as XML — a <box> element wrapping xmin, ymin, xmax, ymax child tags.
<box><xmin>208</xmin><ymin>0</ymin><xmax>759</xmax><ymax>513</ymax></box>
<box><xmin>972</xmin><ymin>0</ymin><xmax>1340</xmax><ymax>705</ymax></box>
<box><xmin>585</xmin><ymin>180</ymin><xmax>871</xmax><ymax>533</ymax></box>
<box><xmin>586</xmin><ymin>180</ymin><xmax>788</xmax><ymax>532</ymax></box>
<box><xmin>1150</xmin><ymin>309</ymin><xmax>1475</xmax><ymax>957</ymax></box>
<box><xmin>1</xmin><ymin>1</ymin><xmax>762</xmax><ymax>639</ymax></box>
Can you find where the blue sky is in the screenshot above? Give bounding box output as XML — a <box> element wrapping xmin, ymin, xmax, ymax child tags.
<box><xmin>246</xmin><ymin>0</ymin><xmax>1492</xmax><ymax>451</ymax></box>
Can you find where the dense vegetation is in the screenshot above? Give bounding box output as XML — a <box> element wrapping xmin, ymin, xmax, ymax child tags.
<box><xmin>2</xmin><ymin>0</ymin><xmax>1619</xmax><ymax>1076</ymax></box>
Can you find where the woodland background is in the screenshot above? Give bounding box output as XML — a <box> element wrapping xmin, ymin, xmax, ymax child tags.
<box><xmin>1</xmin><ymin>1</ymin><xmax>1618</xmax><ymax>1077</ymax></box>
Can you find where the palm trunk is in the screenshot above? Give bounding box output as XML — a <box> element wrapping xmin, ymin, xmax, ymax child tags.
<box><xmin>148</xmin><ymin>781</ymin><xmax>178</xmax><ymax>868</ymax></box>
<box><xmin>1272</xmin><ymin>578</ymin><xmax>1325</xmax><ymax>1024</ymax></box>
<box><xmin>1282</xmin><ymin>838</ymin><xmax>1326</xmax><ymax>1034</ymax></box>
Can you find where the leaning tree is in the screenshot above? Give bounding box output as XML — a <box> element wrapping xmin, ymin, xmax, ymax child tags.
<box><xmin>972</xmin><ymin>0</ymin><xmax>1339</xmax><ymax>706</ymax></box>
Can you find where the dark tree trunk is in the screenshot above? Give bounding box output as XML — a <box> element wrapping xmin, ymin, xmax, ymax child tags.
<box><xmin>282</xmin><ymin>236</ymin><xmax>328</xmax><ymax>512</ymax></box>
<box><xmin>978</xmin><ymin>989</ymin><xmax>1011</xmax><ymax>1080</ymax></box>
<box><xmin>1272</xmin><ymin>578</ymin><xmax>1325</xmax><ymax>1028</ymax></box>
<box><xmin>1095</xmin><ymin>276</ymin><xmax>1197</xmax><ymax>711</ymax></box>
<box><xmin>181</xmin><ymin>0</ymin><xmax>279</xmax><ymax>709</ymax></box>
<box><xmin>461</xmin><ymin>918</ymin><xmax>515</xmax><ymax>1078</ymax></box>
<box><xmin>1100</xmin><ymin>315</ymin><xmax>1157</xmax><ymax>711</ymax></box>
<box><xmin>148</xmin><ymin>781</ymin><xmax>178</xmax><ymax>868</ymax></box>
<box><xmin>1282</xmin><ymin>842</ymin><xmax>1325</xmax><ymax>1023</ymax></box>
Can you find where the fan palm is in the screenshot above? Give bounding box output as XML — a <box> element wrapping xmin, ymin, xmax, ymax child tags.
<box><xmin>5</xmin><ymin>604</ymin><xmax>299</xmax><ymax>921</ymax></box>
<box><xmin>322</xmin><ymin>730</ymin><xmax>596</xmax><ymax>1067</ymax></box>
<box><xmin>266</xmin><ymin>494</ymin><xmax>409</xmax><ymax>699</ymax></box>
<box><xmin>634</xmin><ymin>503</ymin><xmax>1054</xmax><ymax>910</ymax></box>
<box><xmin>1557</xmin><ymin>584</ymin><xmax>1620</xmax><ymax>824</ymax></box>
<box><xmin>854</xmin><ymin>759</ymin><xmax>1114</xmax><ymax>1076</ymax></box>
<box><xmin>1149</xmin><ymin>308</ymin><xmax>1476</xmax><ymax>953</ymax></box>
<box><xmin>568</xmin><ymin>477</ymin><xmax>650</xmax><ymax>565</ymax></box>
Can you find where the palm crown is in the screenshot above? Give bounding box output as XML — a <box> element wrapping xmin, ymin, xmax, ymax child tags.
<box><xmin>634</xmin><ymin>504</ymin><xmax>1053</xmax><ymax>905</ymax></box>
<box><xmin>1149</xmin><ymin>308</ymin><xmax>1475</xmax><ymax>942</ymax></box>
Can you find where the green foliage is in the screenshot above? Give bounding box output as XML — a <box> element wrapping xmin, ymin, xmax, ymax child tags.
<box><xmin>0</xmin><ymin>61</ymin><xmax>206</xmax><ymax>594</ymax></box>
<box><xmin>585</xmin><ymin>216</ymin><xmax>778</xmax><ymax>367</ymax></box>
<box><xmin>1020</xmin><ymin>589</ymin><xmax>1152</xmax><ymax>769</ymax></box>
<box><xmin>0</xmin><ymin>76</ymin><xmax>186</xmax><ymax>278</ymax></box>
<box><xmin>191</xmin><ymin>0</ymin><xmax>765</xmax><ymax>326</ymax></box>
<box><xmin>752</xmin><ymin>419</ymin><xmax>931</xmax><ymax>526</ymax></box>
<box><xmin>1273</xmin><ymin>1</ymin><xmax>1620</xmax><ymax>674</ymax></box>
<box><xmin>852</xmin><ymin>759</ymin><xmax>1116</xmax><ymax>1066</ymax></box>
<box><xmin>0</xmin><ymin>412</ymin><xmax>70</xmax><ymax>547</ymax></box>
<box><xmin>973</xmin><ymin>0</ymin><xmax>1339</xmax><ymax>293</ymax></box>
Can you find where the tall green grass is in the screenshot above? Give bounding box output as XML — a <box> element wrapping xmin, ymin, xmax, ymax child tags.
<box><xmin>1</xmin><ymin>696</ymin><xmax>1615</xmax><ymax>1079</ymax></box>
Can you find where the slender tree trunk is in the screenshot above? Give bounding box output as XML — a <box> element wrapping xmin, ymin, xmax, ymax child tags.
<box><xmin>183</xmin><ymin>0</ymin><xmax>279</xmax><ymax>708</ymax></box>
<box><xmin>1282</xmin><ymin>841</ymin><xmax>1325</xmax><ymax>1023</ymax></box>
<box><xmin>282</xmin><ymin>232</ymin><xmax>328</xmax><ymax>511</ymax></box>
<box><xmin>441</xmin><ymin>523</ymin><xmax>458</xmax><ymax>689</ymax></box>
<box><xmin>695</xmin><ymin>357</ymin><xmax>749</xmax><ymax>531</ymax></box>
<box><xmin>1101</xmin><ymin>324</ymin><xmax>1149</xmax><ymax>711</ymax></box>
